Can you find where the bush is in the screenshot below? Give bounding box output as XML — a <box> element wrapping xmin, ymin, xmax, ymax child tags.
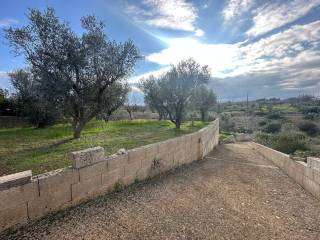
<box><xmin>258</xmin><ymin>120</ymin><xmax>267</xmax><ymax>126</ymax></box>
<box><xmin>266</xmin><ymin>112</ymin><xmax>282</xmax><ymax>120</ymax></box>
<box><xmin>220</xmin><ymin>113</ymin><xmax>236</xmax><ymax>132</ymax></box>
<box><xmin>298</xmin><ymin>121</ymin><xmax>319</xmax><ymax>136</ymax></box>
<box><xmin>263</xmin><ymin>122</ymin><xmax>281</xmax><ymax>133</ymax></box>
<box><xmin>255</xmin><ymin>131</ymin><xmax>307</xmax><ymax>154</ymax></box>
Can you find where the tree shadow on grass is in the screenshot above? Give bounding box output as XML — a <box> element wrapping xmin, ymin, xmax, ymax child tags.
<box><xmin>6</xmin><ymin>137</ymin><xmax>74</xmax><ymax>158</ymax></box>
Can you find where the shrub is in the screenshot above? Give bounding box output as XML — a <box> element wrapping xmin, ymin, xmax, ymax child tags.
<box><xmin>263</xmin><ymin>122</ymin><xmax>281</xmax><ymax>133</ymax></box>
<box><xmin>220</xmin><ymin>113</ymin><xmax>236</xmax><ymax>132</ymax></box>
<box><xmin>298</xmin><ymin>121</ymin><xmax>319</xmax><ymax>136</ymax></box>
<box><xmin>255</xmin><ymin>131</ymin><xmax>307</xmax><ymax>154</ymax></box>
<box><xmin>266</xmin><ymin>112</ymin><xmax>282</xmax><ymax>120</ymax></box>
<box><xmin>258</xmin><ymin>120</ymin><xmax>267</xmax><ymax>126</ymax></box>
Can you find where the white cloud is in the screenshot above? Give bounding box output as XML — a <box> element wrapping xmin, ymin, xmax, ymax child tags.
<box><xmin>223</xmin><ymin>0</ymin><xmax>254</xmax><ymax>21</ymax></box>
<box><xmin>125</xmin><ymin>0</ymin><xmax>199</xmax><ymax>32</ymax></box>
<box><xmin>194</xmin><ymin>29</ymin><xmax>205</xmax><ymax>37</ymax></box>
<box><xmin>0</xmin><ymin>18</ymin><xmax>18</xmax><ymax>27</ymax></box>
<box><xmin>246</xmin><ymin>0</ymin><xmax>320</xmax><ymax>37</ymax></box>
<box><xmin>129</xmin><ymin>67</ymin><xmax>170</xmax><ymax>84</ymax></box>
<box><xmin>141</xmin><ymin>20</ymin><xmax>320</xmax><ymax>99</ymax></box>
<box><xmin>146</xmin><ymin>37</ymin><xmax>240</xmax><ymax>77</ymax></box>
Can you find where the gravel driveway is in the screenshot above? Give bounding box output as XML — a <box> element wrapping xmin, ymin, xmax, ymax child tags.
<box><xmin>2</xmin><ymin>143</ymin><xmax>320</xmax><ymax>239</ymax></box>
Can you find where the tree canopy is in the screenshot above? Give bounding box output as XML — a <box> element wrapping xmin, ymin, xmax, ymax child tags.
<box><xmin>6</xmin><ymin>8</ymin><xmax>140</xmax><ymax>137</ymax></box>
<box><xmin>140</xmin><ymin>59</ymin><xmax>211</xmax><ymax>128</ymax></box>
<box><xmin>190</xmin><ymin>85</ymin><xmax>217</xmax><ymax>121</ymax></box>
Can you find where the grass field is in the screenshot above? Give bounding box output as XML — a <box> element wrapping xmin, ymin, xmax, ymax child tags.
<box><xmin>0</xmin><ymin>120</ymin><xmax>207</xmax><ymax>176</ymax></box>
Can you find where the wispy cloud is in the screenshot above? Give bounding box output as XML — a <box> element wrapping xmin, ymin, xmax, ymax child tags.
<box><xmin>0</xmin><ymin>18</ymin><xmax>18</xmax><ymax>27</ymax></box>
<box><xmin>136</xmin><ymin>20</ymin><xmax>320</xmax><ymax>99</ymax></box>
<box><xmin>129</xmin><ymin>67</ymin><xmax>170</xmax><ymax>84</ymax></box>
<box><xmin>223</xmin><ymin>0</ymin><xmax>254</xmax><ymax>21</ymax></box>
<box><xmin>246</xmin><ymin>0</ymin><xmax>320</xmax><ymax>37</ymax></box>
<box><xmin>125</xmin><ymin>0</ymin><xmax>203</xmax><ymax>34</ymax></box>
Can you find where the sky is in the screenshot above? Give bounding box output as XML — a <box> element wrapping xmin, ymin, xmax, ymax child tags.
<box><xmin>0</xmin><ymin>0</ymin><xmax>320</xmax><ymax>101</ymax></box>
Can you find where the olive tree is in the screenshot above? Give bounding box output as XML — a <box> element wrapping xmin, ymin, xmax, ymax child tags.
<box><xmin>9</xmin><ymin>69</ymin><xmax>59</xmax><ymax>127</ymax></box>
<box><xmin>139</xmin><ymin>76</ymin><xmax>167</xmax><ymax>120</ymax></box>
<box><xmin>140</xmin><ymin>59</ymin><xmax>210</xmax><ymax>129</ymax></box>
<box><xmin>5</xmin><ymin>8</ymin><xmax>140</xmax><ymax>138</ymax></box>
<box><xmin>99</xmin><ymin>82</ymin><xmax>129</xmax><ymax>122</ymax></box>
<box><xmin>190</xmin><ymin>85</ymin><xmax>217</xmax><ymax>122</ymax></box>
<box><xmin>124</xmin><ymin>90</ymin><xmax>140</xmax><ymax>120</ymax></box>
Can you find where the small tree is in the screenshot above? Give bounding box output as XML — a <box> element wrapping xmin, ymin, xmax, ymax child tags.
<box><xmin>9</xmin><ymin>69</ymin><xmax>58</xmax><ymax>127</ymax></box>
<box><xmin>0</xmin><ymin>88</ymin><xmax>17</xmax><ymax>116</ymax></box>
<box><xmin>124</xmin><ymin>90</ymin><xmax>140</xmax><ymax>120</ymax></box>
<box><xmin>190</xmin><ymin>85</ymin><xmax>216</xmax><ymax>122</ymax></box>
<box><xmin>140</xmin><ymin>59</ymin><xmax>210</xmax><ymax>129</ymax></box>
<box><xmin>139</xmin><ymin>76</ymin><xmax>167</xmax><ymax>120</ymax></box>
<box><xmin>6</xmin><ymin>8</ymin><xmax>140</xmax><ymax>138</ymax></box>
<box><xmin>99</xmin><ymin>82</ymin><xmax>129</xmax><ymax>122</ymax></box>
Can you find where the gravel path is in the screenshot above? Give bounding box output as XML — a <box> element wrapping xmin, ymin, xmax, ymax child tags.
<box><xmin>2</xmin><ymin>143</ymin><xmax>320</xmax><ymax>239</ymax></box>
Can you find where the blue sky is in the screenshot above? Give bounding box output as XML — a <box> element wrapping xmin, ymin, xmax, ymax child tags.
<box><xmin>0</xmin><ymin>0</ymin><xmax>320</xmax><ymax>101</ymax></box>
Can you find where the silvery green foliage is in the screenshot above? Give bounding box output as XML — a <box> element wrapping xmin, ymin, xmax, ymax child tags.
<box><xmin>140</xmin><ymin>59</ymin><xmax>210</xmax><ymax>128</ymax></box>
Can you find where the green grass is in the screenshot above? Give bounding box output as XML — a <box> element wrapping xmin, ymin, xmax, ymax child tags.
<box><xmin>0</xmin><ymin>119</ymin><xmax>207</xmax><ymax>176</ymax></box>
<box><xmin>259</xmin><ymin>103</ymin><xmax>298</xmax><ymax>113</ymax></box>
<box><xmin>219</xmin><ymin>131</ymin><xmax>232</xmax><ymax>142</ymax></box>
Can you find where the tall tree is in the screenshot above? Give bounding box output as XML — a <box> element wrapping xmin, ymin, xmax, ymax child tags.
<box><xmin>190</xmin><ymin>85</ymin><xmax>217</xmax><ymax>122</ymax></box>
<box><xmin>6</xmin><ymin>8</ymin><xmax>140</xmax><ymax>138</ymax></box>
<box><xmin>140</xmin><ymin>59</ymin><xmax>210</xmax><ymax>129</ymax></box>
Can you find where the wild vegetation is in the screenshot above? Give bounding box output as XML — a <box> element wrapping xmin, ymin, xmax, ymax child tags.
<box><xmin>218</xmin><ymin>95</ymin><xmax>320</xmax><ymax>159</ymax></box>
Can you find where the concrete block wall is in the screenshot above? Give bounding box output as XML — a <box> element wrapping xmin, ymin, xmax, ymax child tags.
<box><xmin>252</xmin><ymin>142</ymin><xmax>320</xmax><ymax>200</ymax></box>
<box><xmin>0</xmin><ymin>119</ymin><xmax>219</xmax><ymax>232</ymax></box>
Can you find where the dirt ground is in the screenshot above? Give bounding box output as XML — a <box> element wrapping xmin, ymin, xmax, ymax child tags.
<box><xmin>2</xmin><ymin>143</ymin><xmax>320</xmax><ymax>240</ymax></box>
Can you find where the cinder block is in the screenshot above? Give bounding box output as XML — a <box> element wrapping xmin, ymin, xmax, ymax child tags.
<box><xmin>295</xmin><ymin>161</ymin><xmax>307</xmax><ymax>175</ymax></box>
<box><xmin>294</xmin><ymin>172</ymin><xmax>304</xmax><ymax>185</ymax></box>
<box><xmin>159</xmin><ymin>139</ymin><xmax>177</xmax><ymax>154</ymax></box>
<box><xmin>307</xmin><ymin>157</ymin><xmax>320</xmax><ymax>171</ymax></box>
<box><xmin>303</xmin><ymin>166</ymin><xmax>314</xmax><ymax>180</ymax></box>
<box><xmin>107</xmin><ymin>153</ymin><xmax>128</xmax><ymax>172</ymax></box>
<box><xmin>128</xmin><ymin>147</ymin><xmax>146</xmax><ymax>164</ymax></box>
<box><xmin>143</xmin><ymin>143</ymin><xmax>158</xmax><ymax>164</ymax></box>
<box><xmin>0</xmin><ymin>170</ymin><xmax>32</xmax><ymax>191</ymax></box>
<box><xmin>174</xmin><ymin>137</ymin><xmax>186</xmax><ymax>165</ymax></box>
<box><xmin>70</xmin><ymin>146</ymin><xmax>105</xmax><ymax>169</ymax></box>
<box><xmin>138</xmin><ymin>166</ymin><xmax>152</xmax><ymax>179</ymax></box>
<box><xmin>28</xmin><ymin>187</ymin><xmax>72</xmax><ymax>220</ymax></box>
<box><xmin>124</xmin><ymin>161</ymin><xmax>141</xmax><ymax>178</ymax></box>
<box><xmin>157</xmin><ymin>142</ymin><xmax>174</xmax><ymax>170</ymax></box>
<box><xmin>79</xmin><ymin>161</ymin><xmax>107</xmax><ymax>181</ymax></box>
<box><xmin>284</xmin><ymin>159</ymin><xmax>296</xmax><ymax>179</ymax></box>
<box><xmin>0</xmin><ymin>203</ymin><xmax>28</xmax><ymax>231</ymax></box>
<box><xmin>184</xmin><ymin>135</ymin><xmax>193</xmax><ymax>163</ymax></box>
<box><xmin>302</xmin><ymin>176</ymin><xmax>320</xmax><ymax>199</ymax></box>
<box><xmin>0</xmin><ymin>180</ymin><xmax>39</xmax><ymax>210</ymax></box>
<box><xmin>102</xmin><ymin>168</ymin><xmax>123</xmax><ymax>190</ymax></box>
<box><xmin>71</xmin><ymin>175</ymin><xmax>102</xmax><ymax>202</ymax></box>
<box><xmin>37</xmin><ymin>167</ymin><xmax>79</xmax><ymax>195</ymax></box>
<box><xmin>313</xmin><ymin>169</ymin><xmax>320</xmax><ymax>185</ymax></box>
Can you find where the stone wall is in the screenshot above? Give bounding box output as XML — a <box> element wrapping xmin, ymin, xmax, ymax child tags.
<box><xmin>0</xmin><ymin>119</ymin><xmax>219</xmax><ymax>232</ymax></box>
<box><xmin>252</xmin><ymin>142</ymin><xmax>320</xmax><ymax>200</ymax></box>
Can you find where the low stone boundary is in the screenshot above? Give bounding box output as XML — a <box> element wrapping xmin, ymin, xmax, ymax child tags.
<box><xmin>252</xmin><ymin>142</ymin><xmax>320</xmax><ymax>200</ymax></box>
<box><xmin>0</xmin><ymin>119</ymin><xmax>219</xmax><ymax>232</ymax></box>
